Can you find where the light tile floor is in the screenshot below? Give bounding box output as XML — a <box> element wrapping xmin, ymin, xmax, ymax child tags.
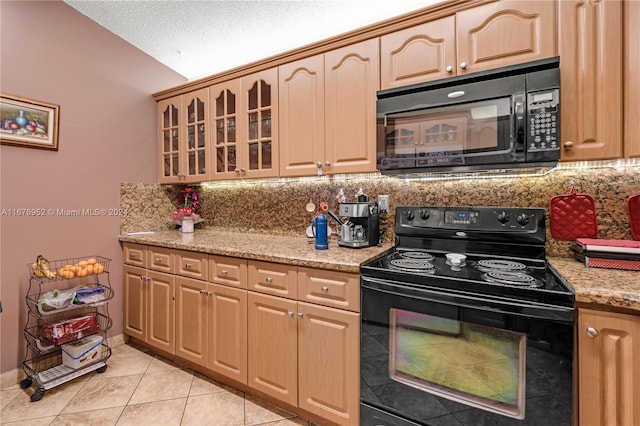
<box><xmin>0</xmin><ymin>343</ymin><xmax>313</xmax><ymax>426</ymax></box>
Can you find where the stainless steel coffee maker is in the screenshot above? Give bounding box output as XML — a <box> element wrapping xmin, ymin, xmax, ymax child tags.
<box><xmin>328</xmin><ymin>195</ymin><xmax>380</xmax><ymax>248</ymax></box>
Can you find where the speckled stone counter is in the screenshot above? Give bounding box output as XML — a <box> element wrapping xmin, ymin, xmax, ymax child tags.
<box><xmin>549</xmin><ymin>257</ymin><xmax>640</xmax><ymax>313</ymax></box>
<box><xmin>119</xmin><ymin>230</ymin><xmax>393</xmax><ymax>273</ymax></box>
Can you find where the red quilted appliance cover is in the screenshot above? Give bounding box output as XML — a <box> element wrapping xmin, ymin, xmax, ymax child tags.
<box><xmin>549</xmin><ymin>187</ymin><xmax>598</xmax><ymax>240</ymax></box>
<box><xmin>628</xmin><ymin>193</ymin><xmax>640</xmax><ymax>240</ymax></box>
<box><xmin>582</xmin><ymin>256</ymin><xmax>640</xmax><ymax>271</ymax></box>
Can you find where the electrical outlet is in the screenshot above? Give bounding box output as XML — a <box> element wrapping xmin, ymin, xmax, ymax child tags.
<box><xmin>378</xmin><ymin>195</ymin><xmax>390</xmax><ymax>213</ymax></box>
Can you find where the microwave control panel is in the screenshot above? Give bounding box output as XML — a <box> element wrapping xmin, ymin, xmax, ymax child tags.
<box><xmin>526</xmin><ymin>88</ymin><xmax>559</xmax><ymax>152</ymax></box>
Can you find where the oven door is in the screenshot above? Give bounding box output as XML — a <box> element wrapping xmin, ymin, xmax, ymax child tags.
<box><xmin>361</xmin><ymin>277</ymin><xmax>574</xmax><ymax>426</ymax></box>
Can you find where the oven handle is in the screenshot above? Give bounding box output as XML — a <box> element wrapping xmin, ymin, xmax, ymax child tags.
<box><xmin>362</xmin><ymin>277</ymin><xmax>574</xmax><ymax>323</ymax></box>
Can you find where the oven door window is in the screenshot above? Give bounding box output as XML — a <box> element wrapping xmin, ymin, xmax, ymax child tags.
<box><xmin>389</xmin><ymin>308</ymin><xmax>526</xmax><ymax>419</ymax></box>
<box><xmin>382</xmin><ymin>98</ymin><xmax>512</xmax><ymax>168</ymax></box>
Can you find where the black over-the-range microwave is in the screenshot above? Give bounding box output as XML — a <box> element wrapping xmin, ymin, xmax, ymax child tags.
<box><xmin>376</xmin><ymin>57</ymin><xmax>560</xmax><ymax>174</ymax></box>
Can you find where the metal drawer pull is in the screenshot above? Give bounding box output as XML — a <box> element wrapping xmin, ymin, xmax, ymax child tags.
<box><xmin>321</xmin><ymin>286</ymin><xmax>329</xmax><ymax>293</ymax></box>
<box><xmin>287</xmin><ymin>311</ymin><xmax>294</xmax><ymax>317</ymax></box>
<box><xmin>297</xmin><ymin>312</ymin><xmax>303</xmax><ymax>318</ymax></box>
<box><xmin>265</xmin><ymin>277</ymin><xmax>273</xmax><ymax>284</ymax></box>
<box><xmin>221</xmin><ymin>269</ymin><xmax>228</xmax><ymax>276</ymax></box>
<box><xmin>184</xmin><ymin>263</ymin><xmax>192</xmax><ymax>269</ymax></box>
<box><xmin>586</xmin><ymin>327</ymin><xmax>599</xmax><ymax>338</ymax></box>
<box><xmin>155</xmin><ymin>258</ymin><xmax>161</xmax><ymax>263</ymax></box>
<box><xmin>130</xmin><ymin>253</ymin><xmax>137</xmax><ymax>258</ymax></box>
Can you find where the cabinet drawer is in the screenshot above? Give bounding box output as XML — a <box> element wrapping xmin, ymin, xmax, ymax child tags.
<box><xmin>298</xmin><ymin>267</ymin><xmax>360</xmax><ymax>312</ymax></box>
<box><xmin>248</xmin><ymin>261</ymin><xmax>297</xmax><ymax>298</ymax></box>
<box><xmin>209</xmin><ymin>255</ymin><xmax>248</xmax><ymax>289</ymax></box>
<box><xmin>123</xmin><ymin>243</ymin><xmax>146</xmax><ymax>267</ymax></box>
<box><xmin>175</xmin><ymin>250</ymin><xmax>208</xmax><ymax>280</ymax></box>
<box><xmin>148</xmin><ymin>246</ymin><xmax>174</xmax><ymax>273</ymax></box>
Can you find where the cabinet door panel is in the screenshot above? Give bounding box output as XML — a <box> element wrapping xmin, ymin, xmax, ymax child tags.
<box><xmin>123</xmin><ymin>265</ymin><xmax>146</xmax><ymax>340</ymax></box>
<box><xmin>147</xmin><ymin>270</ymin><xmax>175</xmax><ymax>354</ymax></box>
<box><xmin>380</xmin><ymin>16</ymin><xmax>456</xmax><ymax>89</ymax></box>
<box><xmin>578</xmin><ymin>309</ymin><xmax>640</xmax><ymax>426</ymax></box>
<box><xmin>210</xmin><ymin>80</ymin><xmax>242</xmax><ymax>180</ymax></box>
<box><xmin>175</xmin><ymin>277</ymin><xmax>207</xmax><ymax>366</ymax></box>
<box><xmin>182</xmin><ymin>88</ymin><xmax>210</xmax><ymax>183</ymax></box>
<box><xmin>279</xmin><ymin>55</ymin><xmax>325</xmax><ymax>177</ymax></box>
<box><xmin>325</xmin><ymin>38</ymin><xmax>379</xmax><ymax>174</ymax></box>
<box><xmin>559</xmin><ymin>0</ymin><xmax>622</xmax><ymax>161</ymax></box>
<box><xmin>298</xmin><ymin>302</ymin><xmax>359</xmax><ymax>425</ymax></box>
<box><xmin>248</xmin><ymin>291</ymin><xmax>297</xmax><ymax>406</ymax></box>
<box><xmin>456</xmin><ymin>0</ymin><xmax>556</xmax><ymax>75</ymax></box>
<box><xmin>625</xmin><ymin>0</ymin><xmax>640</xmax><ymax>158</ymax></box>
<box><xmin>158</xmin><ymin>97</ymin><xmax>182</xmax><ymax>184</ymax></box>
<box><xmin>209</xmin><ymin>284</ymin><xmax>247</xmax><ymax>384</ymax></box>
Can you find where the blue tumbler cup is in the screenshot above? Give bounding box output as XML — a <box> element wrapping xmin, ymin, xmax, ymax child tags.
<box><xmin>312</xmin><ymin>214</ymin><xmax>329</xmax><ymax>250</ymax></box>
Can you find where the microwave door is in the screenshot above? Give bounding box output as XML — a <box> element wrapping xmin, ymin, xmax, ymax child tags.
<box><xmin>382</xmin><ymin>97</ymin><xmax>517</xmax><ymax>170</ymax></box>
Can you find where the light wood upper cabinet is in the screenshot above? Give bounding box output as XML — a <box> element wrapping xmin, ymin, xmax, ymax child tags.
<box><xmin>456</xmin><ymin>0</ymin><xmax>556</xmax><ymax>75</ymax></box>
<box><xmin>380</xmin><ymin>1</ymin><xmax>555</xmax><ymax>89</ymax></box>
<box><xmin>280</xmin><ymin>38</ymin><xmax>379</xmax><ymax>177</ymax></box>
<box><xmin>380</xmin><ymin>16</ymin><xmax>456</xmax><ymax>90</ymax></box>
<box><xmin>324</xmin><ymin>38</ymin><xmax>379</xmax><ymax>175</ymax></box>
<box><xmin>279</xmin><ymin>55</ymin><xmax>325</xmax><ymax>177</ymax></box>
<box><xmin>210</xmin><ymin>79</ymin><xmax>241</xmax><ymax>180</ymax></box>
<box><xmin>559</xmin><ymin>0</ymin><xmax>623</xmax><ymax>161</ymax></box>
<box><xmin>158</xmin><ymin>88</ymin><xmax>210</xmax><ymax>184</ymax></box>
<box><xmin>239</xmin><ymin>68</ymin><xmax>279</xmax><ymax>179</ymax></box>
<box><xmin>578</xmin><ymin>309</ymin><xmax>640</xmax><ymax>426</ymax></box>
<box><xmin>625</xmin><ymin>0</ymin><xmax>640</xmax><ymax>158</ymax></box>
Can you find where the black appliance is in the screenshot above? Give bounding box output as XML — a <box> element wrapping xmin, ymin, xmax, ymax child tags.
<box><xmin>376</xmin><ymin>57</ymin><xmax>560</xmax><ymax>174</ymax></box>
<box><xmin>360</xmin><ymin>206</ymin><xmax>575</xmax><ymax>426</ymax></box>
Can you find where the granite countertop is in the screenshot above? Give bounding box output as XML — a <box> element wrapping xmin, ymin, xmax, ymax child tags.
<box><xmin>119</xmin><ymin>230</ymin><xmax>393</xmax><ymax>273</ymax></box>
<box><xmin>118</xmin><ymin>231</ymin><xmax>639</xmax><ymax>313</ymax></box>
<box><xmin>548</xmin><ymin>257</ymin><xmax>640</xmax><ymax>313</ymax></box>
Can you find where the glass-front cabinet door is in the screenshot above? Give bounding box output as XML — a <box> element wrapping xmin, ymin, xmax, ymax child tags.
<box><xmin>158</xmin><ymin>96</ymin><xmax>181</xmax><ymax>183</ymax></box>
<box><xmin>240</xmin><ymin>68</ymin><xmax>279</xmax><ymax>179</ymax></box>
<box><xmin>210</xmin><ymin>80</ymin><xmax>240</xmax><ymax>180</ymax></box>
<box><xmin>158</xmin><ymin>89</ymin><xmax>209</xmax><ymax>184</ymax></box>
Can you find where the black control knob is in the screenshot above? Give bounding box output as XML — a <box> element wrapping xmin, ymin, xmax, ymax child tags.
<box><xmin>497</xmin><ymin>211</ymin><xmax>510</xmax><ymax>224</ymax></box>
<box><xmin>404</xmin><ymin>210</ymin><xmax>415</xmax><ymax>221</ymax></box>
<box><xmin>419</xmin><ymin>209</ymin><xmax>430</xmax><ymax>220</ymax></box>
<box><xmin>516</xmin><ymin>214</ymin><xmax>531</xmax><ymax>226</ymax></box>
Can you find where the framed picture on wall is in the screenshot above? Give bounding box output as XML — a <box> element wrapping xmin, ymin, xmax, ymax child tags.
<box><xmin>0</xmin><ymin>94</ymin><xmax>60</xmax><ymax>151</ymax></box>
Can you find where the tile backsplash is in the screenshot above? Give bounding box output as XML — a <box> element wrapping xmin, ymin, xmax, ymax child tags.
<box><xmin>121</xmin><ymin>163</ymin><xmax>639</xmax><ymax>257</ymax></box>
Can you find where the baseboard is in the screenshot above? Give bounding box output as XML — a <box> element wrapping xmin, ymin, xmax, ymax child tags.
<box><xmin>0</xmin><ymin>334</ymin><xmax>127</xmax><ymax>390</ymax></box>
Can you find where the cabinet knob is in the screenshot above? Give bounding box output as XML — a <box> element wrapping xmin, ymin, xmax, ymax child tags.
<box><xmin>199</xmin><ymin>289</ymin><xmax>206</xmax><ymax>295</ymax></box>
<box><xmin>130</xmin><ymin>253</ymin><xmax>137</xmax><ymax>259</ymax></box>
<box><xmin>155</xmin><ymin>258</ymin><xmax>161</xmax><ymax>263</ymax></box>
<box><xmin>324</xmin><ymin>161</ymin><xmax>331</xmax><ymax>167</ymax></box>
<box><xmin>316</xmin><ymin>161</ymin><xmax>323</xmax><ymax>168</ymax></box>
<box><xmin>287</xmin><ymin>311</ymin><xmax>294</xmax><ymax>317</ymax></box>
<box><xmin>445</xmin><ymin>65</ymin><xmax>453</xmax><ymax>73</ymax></box>
<box><xmin>321</xmin><ymin>286</ymin><xmax>329</xmax><ymax>293</ymax></box>
<box><xmin>297</xmin><ymin>312</ymin><xmax>303</xmax><ymax>318</ymax></box>
<box><xmin>586</xmin><ymin>327</ymin><xmax>599</xmax><ymax>338</ymax></box>
<box><xmin>221</xmin><ymin>269</ymin><xmax>228</xmax><ymax>276</ymax></box>
<box><xmin>563</xmin><ymin>141</ymin><xmax>574</xmax><ymax>149</ymax></box>
<box><xmin>265</xmin><ymin>276</ymin><xmax>273</xmax><ymax>284</ymax></box>
<box><xmin>460</xmin><ymin>62</ymin><xmax>468</xmax><ymax>69</ymax></box>
<box><xmin>184</xmin><ymin>263</ymin><xmax>192</xmax><ymax>269</ymax></box>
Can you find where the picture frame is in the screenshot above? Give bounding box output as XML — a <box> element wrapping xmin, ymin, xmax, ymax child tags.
<box><xmin>0</xmin><ymin>94</ymin><xmax>60</xmax><ymax>151</ymax></box>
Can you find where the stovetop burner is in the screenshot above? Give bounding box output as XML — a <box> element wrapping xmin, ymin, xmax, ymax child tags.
<box><xmin>398</xmin><ymin>251</ymin><xmax>435</xmax><ymax>261</ymax></box>
<box><xmin>482</xmin><ymin>271</ymin><xmax>543</xmax><ymax>288</ymax></box>
<box><xmin>389</xmin><ymin>258</ymin><xmax>435</xmax><ymax>273</ymax></box>
<box><xmin>477</xmin><ymin>259</ymin><xmax>527</xmax><ymax>273</ymax></box>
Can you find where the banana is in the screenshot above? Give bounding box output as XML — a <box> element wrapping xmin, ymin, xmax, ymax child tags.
<box><xmin>31</xmin><ymin>255</ymin><xmax>57</xmax><ymax>280</ymax></box>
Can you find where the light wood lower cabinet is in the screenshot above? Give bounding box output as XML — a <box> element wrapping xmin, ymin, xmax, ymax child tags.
<box><xmin>175</xmin><ymin>276</ymin><xmax>208</xmax><ymax>365</ymax></box>
<box><xmin>578</xmin><ymin>308</ymin><xmax>640</xmax><ymax>426</ymax></box>
<box><xmin>123</xmin><ymin>265</ymin><xmax>175</xmax><ymax>354</ymax></box>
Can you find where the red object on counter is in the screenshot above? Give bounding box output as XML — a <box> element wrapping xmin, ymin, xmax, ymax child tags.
<box><xmin>628</xmin><ymin>193</ymin><xmax>640</xmax><ymax>240</ymax></box>
<box><xmin>549</xmin><ymin>186</ymin><xmax>598</xmax><ymax>240</ymax></box>
<box><xmin>39</xmin><ymin>314</ymin><xmax>99</xmax><ymax>345</ymax></box>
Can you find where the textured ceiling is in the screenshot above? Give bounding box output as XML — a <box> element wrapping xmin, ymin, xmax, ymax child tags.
<box><xmin>64</xmin><ymin>0</ymin><xmax>437</xmax><ymax>81</ymax></box>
